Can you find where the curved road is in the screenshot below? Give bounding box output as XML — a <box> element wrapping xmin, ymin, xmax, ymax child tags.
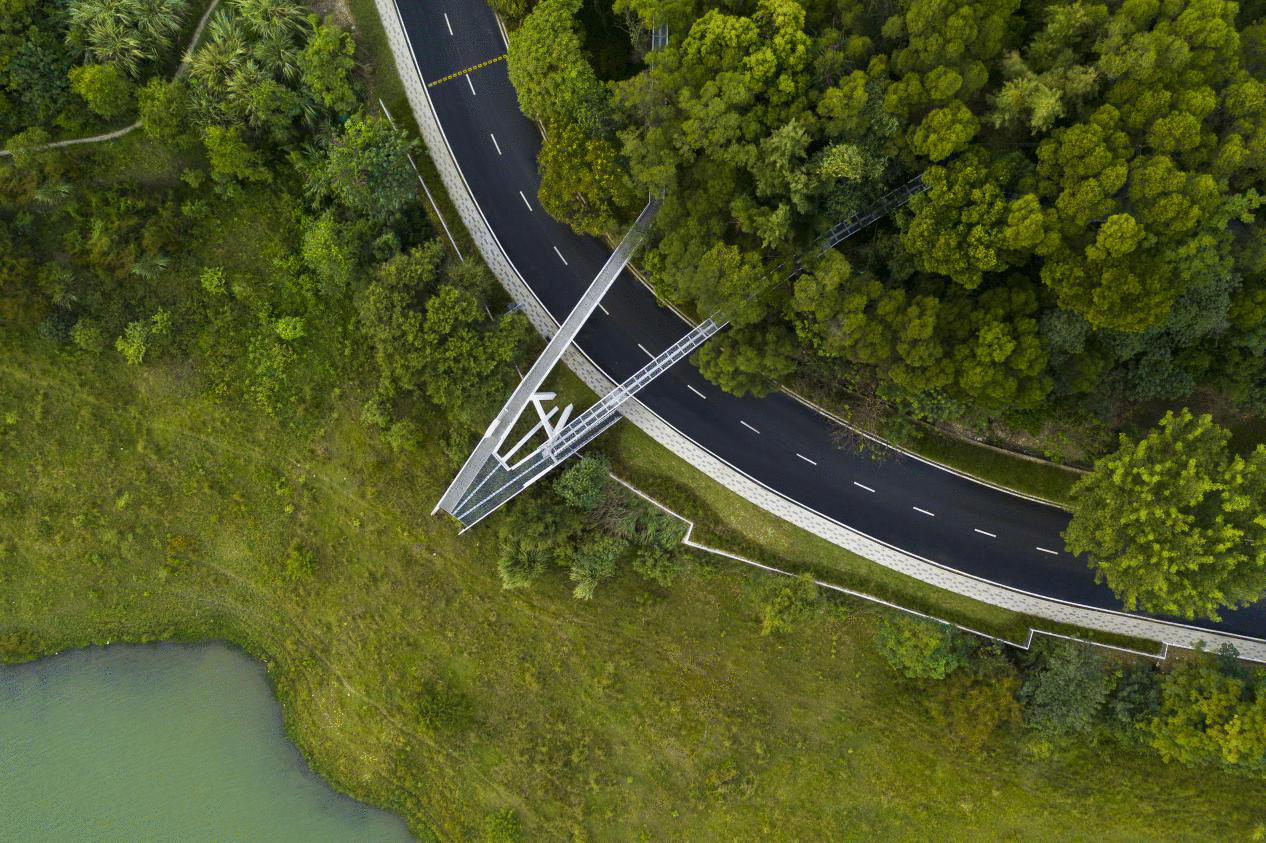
<box><xmin>396</xmin><ymin>0</ymin><xmax>1266</xmax><ymax>642</ymax></box>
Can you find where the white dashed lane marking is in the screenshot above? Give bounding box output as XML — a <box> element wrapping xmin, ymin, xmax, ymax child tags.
<box><xmin>1036</xmin><ymin>546</ymin><xmax>1059</xmax><ymax>555</ymax></box>
<box><xmin>686</xmin><ymin>384</ymin><xmax>706</xmax><ymax>399</ymax></box>
<box><xmin>637</xmin><ymin>343</ymin><xmax>653</xmax><ymax>357</ymax></box>
<box><xmin>519</xmin><ymin>190</ymin><xmax>531</xmax><ymax>210</ymax></box>
<box><xmin>796</xmin><ymin>453</ymin><xmax>817</xmax><ymax>466</ymax></box>
<box><xmin>489</xmin><ymin>133</ymin><xmax>501</xmax><ymax>155</ymax></box>
<box><xmin>974</xmin><ymin>528</ymin><xmax>997</xmax><ymax>538</ymax></box>
<box><xmin>853</xmin><ymin>481</ymin><xmax>875</xmax><ymax>493</ymax></box>
<box><xmin>444</xmin><ymin>12</ymin><xmax>453</xmax><ymax>34</ymax></box>
<box><xmin>553</xmin><ymin>246</ymin><xmax>568</xmax><ymax>265</ymax></box>
<box><xmin>912</xmin><ymin>506</ymin><xmax>935</xmax><ymax>516</ymax></box>
<box><xmin>466</xmin><ymin>75</ymin><xmax>476</xmax><ymax>95</ymax></box>
<box><xmin>740</xmin><ymin>420</ymin><xmax>760</xmax><ymax>434</ymax></box>
<box><xmin>597</xmin><ymin>303</ymin><xmax>609</xmax><ymax>315</ymax></box>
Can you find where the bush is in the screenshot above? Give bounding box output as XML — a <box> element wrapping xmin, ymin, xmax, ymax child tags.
<box><xmin>274</xmin><ymin>316</ymin><xmax>305</xmax><ymax>341</ymax></box>
<box><xmin>876</xmin><ymin>614</ymin><xmax>970</xmax><ymax>680</ymax></box>
<box><xmin>758</xmin><ymin>573</ymin><xmax>819</xmax><ymax>636</ymax></box>
<box><xmin>1020</xmin><ymin>639</ymin><xmax>1111</xmax><ymax>736</ymax></box>
<box><xmin>631</xmin><ymin>547</ymin><xmax>680</xmax><ymax>587</ymax></box>
<box><xmin>68</xmin><ymin>63</ymin><xmax>133</xmax><ymax>119</ymax></box>
<box><xmin>555</xmin><ymin>454</ymin><xmax>613</xmax><ymax>509</ymax></box>
<box><xmin>569</xmin><ymin>534</ymin><xmax>624</xmax><ymax>600</ymax></box>
<box><xmin>482</xmin><ymin>809</ymin><xmax>521</xmax><ymax>843</ymax></box>
<box><xmin>70</xmin><ymin>318</ymin><xmax>105</xmax><ymax>353</ymax></box>
<box><xmin>137</xmin><ymin>78</ymin><xmax>187</xmax><ymax>143</ymax></box>
<box><xmin>927</xmin><ymin>645</ymin><xmax>1022</xmax><ymax>752</ymax></box>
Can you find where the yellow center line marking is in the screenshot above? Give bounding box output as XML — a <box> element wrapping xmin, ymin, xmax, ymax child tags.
<box><xmin>427</xmin><ymin>54</ymin><xmax>507</xmax><ymax>88</ymax></box>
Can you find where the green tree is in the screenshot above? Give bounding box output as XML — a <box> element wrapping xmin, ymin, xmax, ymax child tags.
<box><xmin>203</xmin><ymin>125</ymin><xmax>272</xmax><ymax>190</ymax></box>
<box><xmin>357</xmin><ymin>241</ymin><xmax>445</xmax><ymax>396</ymax></box>
<box><xmin>910</xmin><ymin>101</ymin><xmax>980</xmax><ymax>162</ymax></box>
<box><xmin>419</xmin><ymin>285</ymin><xmax>530</xmax><ymax>431</ymax></box>
<box><xmin>297</xmin><ymin>15</ymin><xmax>357</xmax><ymax>114</ymax></box>
<box><xmin>1145</xmin><ymin>653</ymin><xmax>1266</xmax><ymax>770</ymax></box>
<box><xmin>68</xmin><ymin>0</ymin><xmax>189</xmax><ymax>77</ymax></box>
<box><xmin>68</xmin><ymin>63</ymin><xmax>133</xmax><ymax>119</ymax></box>
<box><xmin>537</xmin><ymin>121</ymin><xmax>638</xmax><ymax>235</ymax></box>
<box><xmin>301</xmin><ymin>211</ymin><xmax>356</xmax><ymax>294</ymax></box>
<box><xmin>317</xmin><ymin>114</ymin><xmax>416</xmax><ymax>217</ymax></box>
<box><xmin>137</xmin><ymin>78</ymin><xmax>188</xmax><ymax>142</ymax></box>
<box><xmin>507</xmin><ymin>0</ymin><xmax>608</xmax><ymax>132</ymax></box>
<box><xmin>876</xmin><ymin>614</ymin><xmax>971</xmax><ymax>680</ymax></box>
<box><xmin>1064</xmin><ymin>410</ymin><xmax>1266</xmax><ymax>620</ymax></box>
<box><xmin>1020</xmin><ymin>639</ymin><xmax>1111</xmax><ymax>736</ymax></box>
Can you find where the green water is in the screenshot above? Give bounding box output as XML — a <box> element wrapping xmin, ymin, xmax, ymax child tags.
<box><xmin>0</xmin><ymin>643</ymin><xmax>415</xmax><ymax>843</ymax></box>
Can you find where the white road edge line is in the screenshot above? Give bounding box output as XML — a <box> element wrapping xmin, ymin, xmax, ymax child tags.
<box><xmin>444</xmin><ymin>12</ymin><xmax>453</xmax><ymax>34</ymax></box>
<box><xmin>796</xmin><ymin>453</ymin><xmax>817</xmax><ymax>465</ymax></box>
<box><xmin>466</xmin><ymin>75</ymin><xmax>476</xmax><ymax>95</ymax></box>
<box><xmin>1036</xmin><ymin>546</ymin><xmax>1059</xmax><ymax>555</ymax></box>
<box><xmin>740</xmin><ymin>420</ymin><xmax>760</xmax><ymax>434</ymax></box>
<box><xmin>853</xmin><ymin>481</ymin><xmax>875</xmax><ymax>493</ymax></box>
<box><xmin>553</xmin><ymin>246</ymin><xmax>568</xmax><ymax>265</ymax></box>
<box><xmin>913</xmin><ymin>506</ymin><xmax>935</xmax><ymax>516</ymax></box>
<box><xmin>597</xmin><ymin>303</ymin><xmax>609</xmax><ymax>315</ymax></box>
<box><xmin>637</xmin><ymin>343</ymin><xmax>654</xmax><ymax>357</ymax></box>
<box><xmin>974</xmin><ymin>528</ymin><xmax>997</xmax><ymax>538</ymax></box>
<box><xmin>519</xmin><ymin>190</ymin><xmax>531</xmax><ymax>210</ymax></box>
<box><xmin>686</xmin><ymin>384</ymin><xmax>706</xmax><ymax>399</ymax></box>
<box><xmin>489</xmin><ymin>133</ymin><xmax>501</xmax><ymax>155</ymax></box>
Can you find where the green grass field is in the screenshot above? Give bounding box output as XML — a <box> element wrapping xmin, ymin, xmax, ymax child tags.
<box><xmin>2</xmin><ymin>334</ymin><xmax>1263</xmax><ymax>842</ymax></box>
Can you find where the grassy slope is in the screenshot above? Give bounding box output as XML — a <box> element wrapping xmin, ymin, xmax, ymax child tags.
<box><xmin>2</xmin><ymin>335</ymin><xmax>1263</xmax><ymax>842</ymax></box>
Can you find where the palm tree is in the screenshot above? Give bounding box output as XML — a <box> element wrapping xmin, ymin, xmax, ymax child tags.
<box><xmin>186</xmin><ymin>10</ymin><xmax>247</xmax><ymax>96</ymax></box>
<box><xmin>251</xmin><ymin>30</ymin><xmax>300</xmax><ymax>82</ymax></box>
<box><xmin>68</xmin><ymin>0</ymin><xmax>190</xmax><ymax>77</ymax></box>
<box><xmin>229</xmin><ymin>0</ymin><xmax>305</xmax><ymax>40</ymax></box>
<box><xmin>130</xmin><ymin>254</ymin><xmax>171</xmax><ymax>281</ymax></box>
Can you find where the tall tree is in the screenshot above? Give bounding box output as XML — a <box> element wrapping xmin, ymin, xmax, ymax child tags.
<box><xmin>1064</xmin><ymin>410</ymin><xmax>1266</xmax><ymax>620</ymax></box>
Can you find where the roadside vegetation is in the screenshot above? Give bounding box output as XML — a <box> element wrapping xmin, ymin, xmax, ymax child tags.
<box><xmin>502</xmin><ymin>0</ymin><xmax>1266</xmax><ymax>620</ymax></box>
<box><xmin>6</xmin><ymin>326</ymin><xmax>1266</xmax><ymax>840</ymax></box>
<box><xmin>4</xmin><ymin>0</ymin><xmax>1266</xmax><ymax>839</ymax></box>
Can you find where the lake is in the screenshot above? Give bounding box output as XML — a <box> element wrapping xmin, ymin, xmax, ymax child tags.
<box><xmin>0</xmin><ymin>643</ymin><xmax>416</xmax><ymax>843</ymax></box>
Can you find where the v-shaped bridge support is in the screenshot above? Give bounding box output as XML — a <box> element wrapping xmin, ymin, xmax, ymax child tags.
<box><xmin>436</xmin><ymin>175</ymin><xmax>928</xmax><ymax>530</ymax></box>
<box><xmin>433</xmin><ymin>198</ymin><xmax>662</xmax><ymax>523</ymax></box>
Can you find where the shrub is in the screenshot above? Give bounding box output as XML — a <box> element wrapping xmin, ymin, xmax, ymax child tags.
<box><xmin>758</xmin><ymin>573</ymin><xmax>819</xmax><ymax>636</ymax></box>
<box><xmin>876</xmin><ymin>614</ymin><xmax>971</xmax><ymax>680</ymax></box>
<box><xmin>1020</xmin><ymin>639</ymin><xmax>1111</xmax><ymax>736</ymax></box>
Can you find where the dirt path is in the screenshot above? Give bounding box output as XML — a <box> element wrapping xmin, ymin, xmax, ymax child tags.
<box><xmin>0</xmin><ymin>0</ymin><xmax>222</xmax><ymax>157</ymax></box>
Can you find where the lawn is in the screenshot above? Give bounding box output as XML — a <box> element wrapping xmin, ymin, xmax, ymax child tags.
<box><xmin>1</xmin><ymin>336</ymin><xmax>1262</xmax><ymax>842</ymax></box>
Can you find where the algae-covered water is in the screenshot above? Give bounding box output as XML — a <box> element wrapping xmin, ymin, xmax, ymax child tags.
<box><xmin>0</xmin><ymin>643</ymin><xmax>415</xmax><ymax>843</ymax></box>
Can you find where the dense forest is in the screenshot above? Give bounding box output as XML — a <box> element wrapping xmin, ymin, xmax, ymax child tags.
<box><xmin>504</xmin><ymin>0</ymin><xmax>1266</xmax><ymax>460</ymax></box>
<box><xmin>502</xmin><ymin>0</ymin><xmax>1266</xmax><ymax>620</ymax></box>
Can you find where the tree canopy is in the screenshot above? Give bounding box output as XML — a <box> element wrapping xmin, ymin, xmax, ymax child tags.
<box><xmin>501</xmin><ymin>0</ymin><xmax>1266</xmax><ymax>450</ymax></box>
<box><xmin>1064</xmin><ymin>410</ymin><xmax>1266</xmax><ymax>620</ymax></box>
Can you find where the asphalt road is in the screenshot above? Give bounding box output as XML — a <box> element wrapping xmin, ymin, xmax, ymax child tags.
<box><xmin>395</xmin><ymin>0</ymin><xmax>1266</xmax><ymax>641</ymax></box>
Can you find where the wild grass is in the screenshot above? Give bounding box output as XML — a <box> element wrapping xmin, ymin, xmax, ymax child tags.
<box><xmin>3</xmin><ymin>335</ymin><xmax>1263</xmax><ymax>841</ymax></box>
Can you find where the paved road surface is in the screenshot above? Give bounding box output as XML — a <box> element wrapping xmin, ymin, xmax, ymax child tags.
<box><xmin>397</xmin><ymin>0</ymin><xmax>1266</xmax><ymax>641</ymax></box>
